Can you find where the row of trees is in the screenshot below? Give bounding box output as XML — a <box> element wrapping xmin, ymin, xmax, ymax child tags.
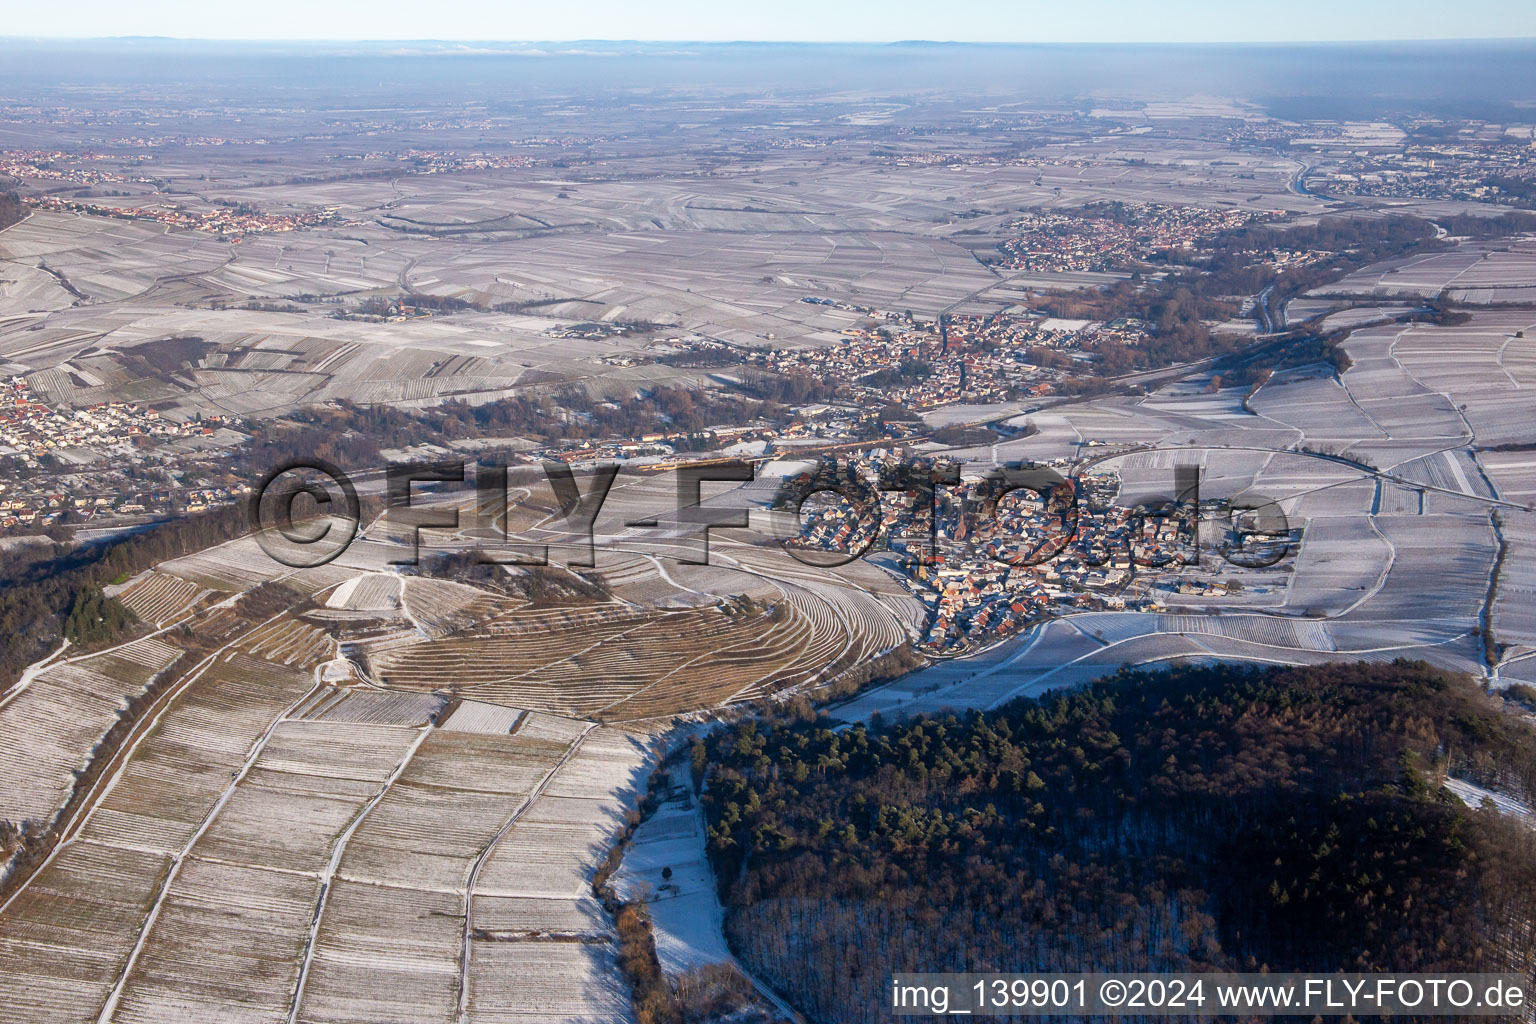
<box><xmin>250</xmin><ymin>382</ymin><xmax>791</xmax><ymax>469</ymax></box>
<box><xmin>1441</xmin><ymin>210</ymin><xmax>1536</xmax><ymax>236</ymax></box>
<box><xmin>698</xmin><ymin>661</ymin><xmax>1536</xmax><ymax>1023</ymax></box>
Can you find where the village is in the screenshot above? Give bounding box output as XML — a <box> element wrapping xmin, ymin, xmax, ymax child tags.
<box><xmin>780</xmin><ymin>452</ymin><xmax>1282</xmax><ymax>652</ymax></box>
<box><xmin>1315</xmin><ymin>137</ymin><xmax>1536</xmax><ymax>204</ymax></box>
<box><xmin>994</xmin><ymin>201</ymin><xmax>1278</xmax><ymax>272</ymax></box>
<box><xmin>753</xmin><ymin>304</ymin><xmax>1125</xmax><ymax>409</ymax></box>
<box><xmin>0</xmin><ymin>149</ymin><xmax>152</xmax><ymax>188</ymax></box>
<box><xmin>21</xmin><ymin>193</ymin><xmax>346</xmax><ymax>239</ymax></box>
<box><xmin>0</xmin><ymin>377</ymin><xmax>249</xmax><ymax>528</ymax></box>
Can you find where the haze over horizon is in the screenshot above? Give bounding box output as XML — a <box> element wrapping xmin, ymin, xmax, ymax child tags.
<box><xmin>3</xmin><ymin>0</ymin><xmax>1535</xmax><ymax>44</ymax></box>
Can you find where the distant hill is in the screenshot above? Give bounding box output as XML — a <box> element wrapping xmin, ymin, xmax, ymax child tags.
<box><xmin>699</xmin><ymin>662</ymin><xmax>1536</xmax><ymax>1023</ymax></box>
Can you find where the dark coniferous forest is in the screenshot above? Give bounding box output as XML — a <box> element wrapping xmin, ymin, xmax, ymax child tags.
<box><xmin>698</xmin><ymin>662</ymin><xmax>1536</xmax><ymax>1023</ymax></box>
<box><xmin>0</xmin><ymin>192</ymin><xmax>24</xmax><ymax>231</ymax></box>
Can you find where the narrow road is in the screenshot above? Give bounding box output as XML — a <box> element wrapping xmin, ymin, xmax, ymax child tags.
<box><xmin>1254</xmin><ymin>283</ymin><xmax>1283</xmax><ymax>335</ymax></box>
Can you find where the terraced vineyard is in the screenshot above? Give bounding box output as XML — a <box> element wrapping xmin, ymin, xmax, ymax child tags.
<box><xmin>113</xmin><ymin>572</ymin><xmax>207</xmax><ymax>626</ymax></box>
<box><xmin>363</xmin><ymin>578</ymin><xmax>906</xmax><ymax>721</ymax></box>
<box><xmin>235</xmin><ymin>615</ymin><xmax>334</xmax><ymax>667</ymax></box>
<box><xmin>0</xmin><ymin>621</ymin><xmax>653</xmax><ymax>1024</ymax></box>
<box><xmin>0</xmin><ymin>637</ymin><xmax>183</xmax><ymax>827</ymax></box>
<box><xmin>0</xmin><ymin>510</ymin><xmax>922</xmax><ymax>1018</ymax></box>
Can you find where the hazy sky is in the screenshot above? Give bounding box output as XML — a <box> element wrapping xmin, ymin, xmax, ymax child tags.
<box><xmin>6</xmin><ymin>0</ymin><xmax>1535</xmax><ymax>43</ymax></box>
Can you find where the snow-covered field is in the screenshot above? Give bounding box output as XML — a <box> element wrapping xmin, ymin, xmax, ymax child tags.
<box><xmin>1444</xmin><ymin>777</ymin><xmax>1536</xmax><ymax>829</ymax></box>
<box><xmin>613</xmin><ymin>796</ymin><xmax>733</xmax><ymax>975</ymax></box>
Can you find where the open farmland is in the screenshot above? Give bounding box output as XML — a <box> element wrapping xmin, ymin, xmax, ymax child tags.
<box><xmin>611</xmin><ymin>794</ymin><xmax>732</xmax><ymax>977</ymax></box>
<box><xmin>0</xmin><ymin>652</ymin><xmax>316</xmax><ymax>1023</ymax></box>
<box><xmin>0</xmin><ymin>638</ymin><xmax>182</xmax><ymax>827</ymax></box>
<box><xmin>1310</xmin><ymin>239</ymin><xmax>1536</xmax><ymax>305</ymax></box>
<box><xmin>464</xmin><ymin>728</ymin><xmax>650</xmax><ymax>1024</ymax></box>
<box><xmin>2</xmin><ymin>40</ymin><xmax>1536</xmax><ymax>1024</ymax></box>
<box><xmin>0</xmin><ymin>624</ymin><xmax>654</xmax><ymax>1024</ymax></box>
<box><xmin>0</xmin><ymin>121</ymin><xmax>1321</xmax><ymax>428</ymax></box>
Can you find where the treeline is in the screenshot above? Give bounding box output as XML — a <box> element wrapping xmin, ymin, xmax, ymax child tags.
<box><xmin>247</xmin><ymin>383</ymin><xmax>792</xmax><ymax>471</ymax></box>
<box><xmin>1031</xmin><ymin>267</ymin><xmax>1260</xmax><ymax>372</ymax></box>
<box><xmin>1197</xmin><ymin>214</ymin><xmax>1443</xmax><ymax>302</ymax></box>
<box><xmin>1438</xmin><ymin>210</ymin><xmax>1536</xmax><ymax>237</ymax></box>
<box><xmin>858</xmin><ymin>358</ymin><xmax>934</xmax><ymax>389</ymax></box>
<box><xmin>698</xmin><ymin>661</ymin><xmax>1536</xmax><ymax>1024</ymax></box>
<box><xmin>0</xmin><ymin>191</ymin><xmax>25</xmax><ymax>231</ymax></box>
<box><xmin>0</xmin><ymin>503</ymin><xmax>248</xmax><ymax>689</ymax></box>
<box><xmin>732</xmin><ymin>367</ymin><xmax>834</xmax><ymax>406</ymax></box>
<box><xmin>418</xmin><ymin>552</ymin><xmax>613</xmax><ymax>607</ymax></box>
<box><xmin>656</xmin><ymin>348</ymin><xmax>742</xmax><ymax>368</ymax></box>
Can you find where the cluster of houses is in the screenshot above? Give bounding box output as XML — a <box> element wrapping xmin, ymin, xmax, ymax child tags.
<box><xmin>782</xmin><ymin>455</ymin><xmax>1235</xmax><ymax>652</ymax></box>
<box><xmin>0</xmin><ymin>484</ymin><xmax>251</xmax><ymax>529</ymax></box>
<box><xmin>23</xmin><ymin>194</ymin><xmax>344</xmax><ymax>240</ymax></box>
<box><xmin>996</xmin><ymin>202</ymin><xmax>1273</xmax><ymax>272</ymax></box>
<box><xmin>390</xmin><ymin>149</ymin><xmax>540</xmax><ymax>174</ymax></box>
<box><xmin>509</xmin><ymin>421</ymin><xmax>778</xmax><ymax>466</ymax></box>
<box><xmin>0</xmin><ymin>378</ymin><xmax>233</xmax><ymax>459</ymax></box>
<box><xmin>869</xmin><ymin>148</ymin><xmax>1086</xmax><ymax>171</ymax></box>
<box><xmin>755</xmin><ymin>313</ymin><xmax>1079</xmax><ymax>410</ymax></box>
<box><xmin>760</xmin><ymin>300</ymin><xmax>1175</xmax><ymax>410</ymax></box>
<box><xmin>0</xmin><ymin>378</ymin><xmax>249</xmax><ymax>528</ymax></box>
<box><xmin>1318</xmin><ymin>139</ymin><xmax>1536</xmax><ymax>203</ymax></box>
<box><xmin>545</xmin><ymin>321</ymin><xmax>636</xmax><ymax>340</ymax></box>
<box><xmin>910</xmin><ymin>471</ymin><xmax>1155</xmax><ymax>650</ymax></box>
<box><xmin>0</xmin><ymin>148</ymin><xmax>145</xmax><ymax>187</ymax></box>
<box><xmin>331</xmin><ymin>300</ymin><xmax>435</xmax><ymax>323</ymax></box>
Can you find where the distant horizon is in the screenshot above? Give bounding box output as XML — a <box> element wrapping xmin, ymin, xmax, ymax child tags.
<box><xmin>3</xmin><ymin>35</ymin><xmax>1535</xmax><ymax>47</ymax></box>
<box><xmin>2</xmin><ymin>0</ymin><xmax>1534</xmax><ymax>46</ymax></box>
<box><xmin>3</xmin><ymin>32</ymin><xmax>1530</xmax><ymax>114</ymax></box>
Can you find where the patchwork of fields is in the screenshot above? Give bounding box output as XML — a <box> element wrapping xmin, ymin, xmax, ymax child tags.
<box><xmin>7</xmin><ymin>300</ymin><xmax>1536</xmax><ymax>1017</ymax></box>
<box><xmin>0</xmin><ymin>638</ymin><xmax>650</xmax><ymax>1023</ymax></box>
<box><xmin>0</xmin><ymin>483</ymin><xmax>925</xmax><ymax>1020</ymax></box>
<box><xmin>1</xmin><ymin>79</ymin><xmax>1535</xmax><ymax>1021</ymax></box>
